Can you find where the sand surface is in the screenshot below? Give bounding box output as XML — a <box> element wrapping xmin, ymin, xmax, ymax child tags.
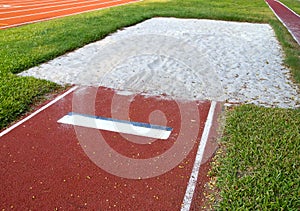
<box><xmin>19</xmin><ymin>18</ymin><xmax>299</xmax><ymax>108</ymax></box>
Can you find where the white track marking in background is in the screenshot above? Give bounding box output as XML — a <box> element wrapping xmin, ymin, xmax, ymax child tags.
<box><xmin>0</xmin><ymin>0</ymin><xmax>118</xmax><ymax>14</ymax></box>
<box><xmin>0</xmin><ymin>0</ymin><xmax>125</xmax><ymax>20</ymax></box>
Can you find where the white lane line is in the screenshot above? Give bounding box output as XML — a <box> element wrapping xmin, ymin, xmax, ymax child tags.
<box><xmin>181</xmin><ymin>101</ymin><xmax>217</xmax><ymax>211</ymax></box>
<box><xmin>0</xmin><ymin>0</ymin><xmax>141</xmax><ymax>29</ymax></box>
<box><xmin>0</xmin><ymin>0</ymin><xmax>128</xmax><ymax>20</ymax></box>
<box><xmin>0</xmin><ymin>0</ymin><xmax>70</xmax><ymax>7</ymax></box>
<box><xmin>0</xmin><ymin>0</ymin><xmax>79</xmax><ymax>11</ymax></box>
<box><xmin>0</xmin><ymin>0</ymin><xmax>112</xmax><ymax>14</ymax></box>
<box><xmin>58</xmin><ymin>112</ymin><xmax>172</xmax><ymax>140</ymax></box>
<box><xmin>276</xmin><ymin>0</ymin><xmax>300</xmax><ymax>18</ymax></box>
<box><xmin>265</xmin><ymin>0</ymin><xmax>300</xmax><ymax>45</ymax></box>
<box><xmin>0</xmin><ymin>86</ymin><xmax>78</xmax><ymax>137</ymax></box>
<box><xmin>0</xmin><ymin>4</ymin><xmax>11</xmax><ymax>8</ymax></box>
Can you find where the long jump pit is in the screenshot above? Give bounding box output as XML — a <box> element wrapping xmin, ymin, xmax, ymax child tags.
<box><xmin>1</xmin><ymin>18</ymin><xmax>299</xmax><ymax>210</ymax></box>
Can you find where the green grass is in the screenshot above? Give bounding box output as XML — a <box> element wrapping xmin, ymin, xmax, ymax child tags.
<box><xmin>269</xmin><ymin>19</ymin><xmax>300</xmax><ymax>82</ymax></box>
<box><xmin>0</xmin><ymin>0</ymin><xmax>300</xmax><ymax>209</ymax></box>
<box><xmin>0</xmin><ymin>73</ymin><xmax>59</xmax><ymax>129</ymax></box>
<box><xmin>212</xmin><ymin>105</ymin><xmax>300</xmax><ymax>210</ymax></box>
<box><xmin>279</xmin><ymin>0</ymin><xmax>300</xmax><ymax>14</ymax></box>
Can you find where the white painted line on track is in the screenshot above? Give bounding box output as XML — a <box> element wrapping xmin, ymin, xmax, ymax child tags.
<box><xmin>275</xmin><ymin>0</ymin><xmax>300</xmax><ymax>18</ymax></box>
<box><xmin>0</xmin><ymin>86</ymin><xmax>78</xmax><ymax>137</ymax></box>
<box><xmin>265</xmin><ymin>0</ymin><xmax>300</xmax><ymax>45</ymax></box>
<box><xmin>0</xmin><ymin>0</ymin><xmax>141</xmax><ymax>29</ymax></box>
<box><xmin>0</xmin><ymin>4</ymin><xmax>11</xmax><ymax>8</ymax></box>
<box><xmin>181</xmin><ymin>101</ymin><xmax>217</xmax><ymax>211</ymax></box>
<box><xmin>0</xmin><ymin>0</ymin><xmax>73</xmax><ymax>7</ymax></box>
<box><xmin>58</xmin><ymin>112</ymin><xmax>172</xmax><ymax>140</ymax></box>
<box><xmin>0</xmin><ymin>0</ymin><xmax>129</xmax><ymax>20</ymax></box>
<box><xmin>0</xmin><ymin>0</ymin><xmax>80</xmax><ymax>12</ymax></box>
<box><xmin>0</xmin><ymin>0</ymin><xmax>114</xmax><ymax>14</ymax></box>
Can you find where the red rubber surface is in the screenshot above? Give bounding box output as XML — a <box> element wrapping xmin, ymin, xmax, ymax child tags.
<box><xmin>0</xmin><ymin>0</ymin><xmax>140</xmax><ymax>29</ymax></box>
<box><xmin>266</xmin><ymin>0</ymin><xmax>300</xmax><ymax>45</ymax></box>
<box><xmin>0</xmin><ymin>86</ymin><xmax>221</xmax><ymax>210</ymax></box>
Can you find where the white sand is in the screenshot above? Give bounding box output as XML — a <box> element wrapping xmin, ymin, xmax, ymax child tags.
<box><xmin>19</xmin><ymin>18</ymin><xmax>299</xmax><ymax>108</ymax></box>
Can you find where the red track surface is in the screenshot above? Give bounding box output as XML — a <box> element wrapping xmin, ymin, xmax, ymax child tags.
<box><xmin>0</xmin><ymin>0</ymin><xmax>140</xmax><ymax>29</ymax></box>
<box><xmin>265</xmin><ymin>0</ymin><xmax>300</xmax><ymax>45</ymax></box>
<box><xmin>0</xmin><ymin>86</ymin><xmax>222</xmax><ymax>210</ymax></box>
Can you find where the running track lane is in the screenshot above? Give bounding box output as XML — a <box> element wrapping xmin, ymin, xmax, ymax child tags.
<box><xmin>265</xmin><ymin>0</ymin><xmax>300</xmax><ymax>45</ymax></box>
<box><xmin>0</xmin><ymin>86</ymin><xmax>222</xmax><ymax>210</ymax></box>
<box><xmin>0</xmin><ymin>0</ymin><xmax>141</xmax><ymax>29</ymax></box>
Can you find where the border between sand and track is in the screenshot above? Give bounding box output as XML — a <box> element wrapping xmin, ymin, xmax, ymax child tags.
<box><xmin>0</xmin><ymin>0</ymin><xmax>142</xmax><ymax>29</ymax></box>
<box><xmin>265</xmin><ymin>0</ymin><xmax>300</xmax><ymax>45</ymax></box>
<box><xmin>0</xmin><ymin>86</ymin><xmax>78</xmax><ymax>137</ymax></box>
<box><xmin>181</xmin><ymin>101</ymin><xmax>217</xmax><ymax>211</ymax></box>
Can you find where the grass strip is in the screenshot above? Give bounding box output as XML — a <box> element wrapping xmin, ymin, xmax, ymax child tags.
<box><xmin>0</xmin><ymin>73</ymin><xmax>59</xmax><ymax>129</ymax></box>
<box><xmin>212</xmin><ymin>105</ymin><xmax>300</xmax><ymax>210</ymax></box>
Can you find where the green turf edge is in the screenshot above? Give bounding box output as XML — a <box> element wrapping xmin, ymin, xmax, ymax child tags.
<box><xmin>0</xmin><ymin>73</ymin><xmax>61</xmax><ymax>129</ymax></box>
<box><xmin>269</xmin><ymin>20</ymin><xmax>300</xmax><ymax>83</ymax></box>
<box><xmin>209</xmin><ymin>105</ymin><xmax>300</xmax><ymax>210</ymax></box>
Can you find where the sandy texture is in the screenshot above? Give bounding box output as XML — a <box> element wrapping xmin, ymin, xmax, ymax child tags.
<box><xmin>19</xmin><ymin>18</ymin><xmax>299</xmax><ymax>108</ymax></box>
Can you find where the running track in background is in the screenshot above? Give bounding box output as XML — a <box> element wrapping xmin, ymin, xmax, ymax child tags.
<box><xmin>265</xmin><ymin>0</ymin><xmax>300</xmax><ymax>45</ymax></box>
<box><xmin>0</xmin><ymin>0</ymin><xmax>141</xmax><ymax>29</ymax></box>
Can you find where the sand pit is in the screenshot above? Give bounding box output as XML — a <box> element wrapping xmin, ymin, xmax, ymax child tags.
<box><xmin>19</xmin><ymin>18</ymin><xmax>299</xmax><ymax>108</ymax></box>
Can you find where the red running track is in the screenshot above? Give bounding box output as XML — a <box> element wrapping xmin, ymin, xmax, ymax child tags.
<box><xmin>265</xmin><ymin>0</ymin><xmax>300</xmax><ymax>45</ymax></box>
<box><xmin>0</xmin><ymin>0</ymin><xmax>140</xmax><ymax>29</ymax></box>
<box><xmin>0</xmin><ymin>86</ymin><xmax>222</xmax><ymax>210</ymax></box>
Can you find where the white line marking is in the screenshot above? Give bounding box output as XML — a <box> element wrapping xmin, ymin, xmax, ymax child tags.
<box><xmin>275</xmin><ymin>0</ymin><xmax>300</xmax><ymax>18</ymax></box>
<box><xmin>58</xmin><ymin>112</ymin><xmax>172</xmax><ymax>140</ymax></box>
<box><xmin>0</xmin><ymin>0</ymin><xmax>116</xmax><ymax>15</ymax></box>
<box><xmin>0</xmin><ymin>86</ymin><xmax>78</xmax><ymax>137</ymax></box>
<box><xmin>1</xmin><ymin>4</ymin><xmax>11</xmax><ymax>8</ymax></box>
<box><xmin>0</xmin><ymin>0</ymin><xmax>130</xmax><ymax>20</ymax></box>
<box><xmin>0</xmin><ymin>0</ymin><xmax>141</xmax><ymax>29</ymax></box>
<box><xmin>0</xmin><ymin>0</ymin><xmax>79</xmax><ymax>9</ymax></box>
<box><xmin>181</xmin><ymin>101</ymin><xmax>217</xmax><ymax>211</ymax></box>
<box><xmin>265</xmin><ymin>0</ymin><xmax>300</xmax><ymax>45</ymax></box>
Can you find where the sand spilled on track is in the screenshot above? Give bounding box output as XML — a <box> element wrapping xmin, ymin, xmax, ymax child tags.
<box><xmin>19</xmin><ymin>18</ymin><xmax>299</xmax><ymax>108</ymax></box>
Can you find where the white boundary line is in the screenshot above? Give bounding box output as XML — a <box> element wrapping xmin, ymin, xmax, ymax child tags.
<box><xmin>0</xmin><ymin>86</ymin><xmax>78</xmax><ymax>137</ymax></box>
<box><xmin>181</xmin><ymin>101</ymin><xmax>217</xmax><ymax>211</ymax></box>
<box><xmin>0</xmin><ymin>0</ymin><xmax>116</xmax><ymax>14</ymax></box>
<box><xmin>0</xmin><ymin>0</ymin><xmax>80</xmax><ymax>13</ymax></box>
<box><xmin>0</xmin><ymin>0</ymin><xmax>66</xmax><ymax>8</ymax></box>
<box><xmin>265</xmin><ymin>0</ymin><xmax>300</xmax><ymax>45</ymax></box>
<box><xmin>276</xmin><ymin>0</ymin><xmax>300</xmax><ymax>18</ymax></box>
<box><xmin>0</xmin><ymin>0</ymin><xmax>141</xmax><ymax>29</ymax></box>
<box><xmin>0</xmin><ymin>0</ymin><xmax>74</xmax><ymax>7</ymax></box>
<box><xmin>0</xmin><ymin>0</ymin><xmax>124</xmax><ymax>20</ymax></box>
